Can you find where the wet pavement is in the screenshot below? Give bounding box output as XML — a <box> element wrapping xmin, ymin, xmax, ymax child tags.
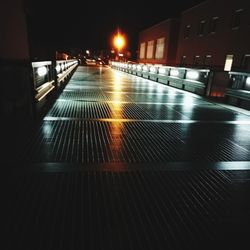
<box><xmin>1</xmin><ymin>66</ymin><xmax>250</xmax><ymax>249</ymax></box>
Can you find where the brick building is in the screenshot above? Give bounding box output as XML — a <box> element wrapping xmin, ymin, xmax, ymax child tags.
<box><xmin>138</xmin><ymin>18</ymin><xmax>179</xmax><ymax>66</ymax></box>
<box><xmin>177</xmin><ymin>0</ymin><xmax>250</xmax><ymax>71</ymax></box>
<box><xmin>137</xmin><ymin>0</ymin><xmax>250</xmax><ymax>97</ymax></box>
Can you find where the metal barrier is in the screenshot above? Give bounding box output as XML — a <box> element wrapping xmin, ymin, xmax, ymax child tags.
<box><xmin>225</xmin><ymin>71</ymin><xmax>250</xmax><ymax>109</ymax></box>
<box><xmin>111</xmin><ymin>61</ymin><xmax>212</xmax><ymax>96</ymax></box>
<box><xmin>56</xmin><ymin>59</ymin><xmax>78</xmax><ymax>85</ymax></box>
<box><xmin>32</xmin><ymin>59</ymin><xmax>78</xmax><ymax>103</ymax></box>
<box><xmin>32</xmin><ymin>61</ymin><xmax>55</xmax><ymax>102</ymax></box>
<box><xmin>31</xmin><ymin>59</ymin><xmax>78</xmax><ymax>115</ymax></box>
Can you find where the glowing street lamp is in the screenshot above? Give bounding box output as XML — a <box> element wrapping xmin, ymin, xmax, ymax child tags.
<box><xmin>113</xmin><ymin>30</ymin><xmax>126</xmax><ymax>52</ymax></box>
<box><xmin>112</xmin><ymin>30</ymin><xmax>126</xmax><ymax>62</ymax></box>
<box><xmin>114</xmin><ymin>35</ymin><xmax>125</xmax><ymax>51</ymax></box>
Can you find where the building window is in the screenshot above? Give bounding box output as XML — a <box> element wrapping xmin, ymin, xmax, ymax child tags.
<box><xmin>155</xmin><ymin>37</ymin><xmax>165</xmax><ymax>59</ymax></box>
<box><xmin>224</xmin><ymin>55</ymin><xmax>234</xmax><ymax>71</ymax></box>
<box><xmin>146</xmin><ymin>40</ymin><xmax>154</xmax><ymax>59</ymax></box>
<box><xmin>232</xmin><ymin>9</ymin><xmax>243</xmax><ymax>29</ymax></box>
<box><xmin>193</xmin><ymin>55</ymin><xmax>200</xmax><ymax>66</ymax></box>
<box><xmin>139</xmin><ymin>42</ymin><xmax>146</xmax><ymax>59</ymax></box>
<box><xmin>197</xmin><ymin>20</ymin><xmax>206</xmax><ymax>36</ymax></box>
<box><xmin>184</xmin><ymin>25</ymin><xmax>191</xmax><ymax>39</ymax></box>
<box><xmin>241</xmin><ymin>55</ymin><xmax>250</xmax><ymax>71</ymax></box>
<box><xmin>208</xmin><ymin>17</ymin><xmax>218</xmax><ymax>33</ymax></box>
<box><xmin>180</xmin><ymin>56</ymin><xmax>187</xmax><ymax>66</ymax></box>
<box><xmin>204</xmin><ymin>55</ymin><xmax>212</xmax><ymax>67</ymax></box>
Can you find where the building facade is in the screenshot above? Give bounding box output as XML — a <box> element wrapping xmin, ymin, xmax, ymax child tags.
<box><xmin>177</xmin><ymin>0</ymin><xmax>250</xmax><ymax>71</ymax></box>
<box><xmin>138</xmin><ymin>18</ymin><xmax>179</xmax><ymax>66</ymax></box>
<box><xmin>137</xmin><ymin>0</ymin><xmax>250</xmax><ymax>98</ymax></box>
<box><xmin>177</xmin><ymin>0</ymin><xmax>250</xmax><ymax>96</ymax></box>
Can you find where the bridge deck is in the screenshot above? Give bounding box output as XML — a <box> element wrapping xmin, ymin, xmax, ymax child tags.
<box><xmin>1</xmin><ymin>66</ymin><xmax>250</xmax><ymax>249</ymax></box>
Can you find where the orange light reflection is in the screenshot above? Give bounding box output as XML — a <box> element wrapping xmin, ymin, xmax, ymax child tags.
<box><xmin>110</xmin><ymin>71</ymin><xmax>124</xmax><ymax>161</ymax></box>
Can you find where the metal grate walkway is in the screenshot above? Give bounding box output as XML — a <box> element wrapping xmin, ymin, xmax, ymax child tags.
<box><xmin>1</xmin><ymin>66</ymin><xmax>250</xmax><ymax>250</ymax></box>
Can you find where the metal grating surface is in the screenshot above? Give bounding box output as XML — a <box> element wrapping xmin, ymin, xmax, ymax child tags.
<box><xmin>172</xmin><ymin>104</ymin><xmax>250</xmax><ymax>121</ymax></box>
<box><xmin>138</xmin><ymin>103</ymin><xmax>189</xmax><ymax>120</ymax></box>
<box><xmin>19</xmin><ymin>121</ymin><xmax>183</xmax><ymax>164</ymax></box>
<box><xmin>18</xmin><ymin>121</ymin><xmax>250</xmax><ymax>164</ymax></box>
<box><xmin>127</xmin><ymin>93</ymin><xmax>207</xmax><ymax>104</ymax></box>
<box><xmin>2</xmin><ymin>66</ymin><xmax>250</xmax><ymax>250</ymax></box>
<box><xmin>60</xmin><ymin>90</ymin><xmax>109</xmax><ymax>101</ymax></box>
<box><xmin>47</xmin><ymin>101</ymin><xmax>114</xmax><ymax>118</ymax></box>
<box><xmin>109</xmin><ymin>103</ymin><xmax>153</xmax><ymax>120</ymax></box>
<box><xmin>1</xmin><ymin>169</ymin><xmax>235</xmax><ymax>250</ymax></box>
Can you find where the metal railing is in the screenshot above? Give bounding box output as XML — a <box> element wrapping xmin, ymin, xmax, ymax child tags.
<box><xmin>32</xmin><ymin>59</ymin><xmax>78</xmax><ymax>103</ymax></box>
<box><xmin>225</xmin><ymin>71</ymin><xmax>250</xmax><ymax>108</ymax></box>
<box><xmin>56</xmin><ymin>60</ymin><xmax>78</xmax><ymax>85</ymax></box>
<box><xmin>111</xmin><ymin>61</ymin><xmax>212</xmax><ymax>96</ymax></box>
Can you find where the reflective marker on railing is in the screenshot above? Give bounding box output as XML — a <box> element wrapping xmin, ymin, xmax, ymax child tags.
<box><xmin>56</xmin><ymin>65</ymin><xmax>61</xmax><ymax>72</ymax></box>
<box><xmin>158</xmin><ymin>67</ymin><xmax>166</xmax><ymax>75</ymax></box>
<box><xmin>170</xmin><ymin>69</ymin><xmax>179</xmax><ymax>77</ymax></box>
<box><xmin>186</xmin><ymin>71</ymin><xmax>199</xmax><ymax>80</ymax></box>
<box><xmin>150</xmin><ymin>66</ymin><xmax>156</xmax><ymax>73</ymax></box>
<box><xmin>137</xmin><ymin>65</ymin><xmax>142</xmax><ymax>71</ymax></box>
<box><xmin>37</xmin><ymin>66</ymin><xmax>47</xmax><ymax>76</ymax></box>
<box><xmin>246</xmin><ymin>77</ymin><xmax>250</xmax><ymax>85</ymax></box>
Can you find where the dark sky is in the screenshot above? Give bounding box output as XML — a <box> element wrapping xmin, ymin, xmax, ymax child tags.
<box><xmin>26</xmin><ymin>0</ymin><xmax>204</xmax><ymax>56</ymax></box>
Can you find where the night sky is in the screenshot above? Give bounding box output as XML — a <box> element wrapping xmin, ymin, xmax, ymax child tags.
<box><xmin>26</xmin><ymin>0</ymin><xmax>205</xmax><ymax>57</ymax></box>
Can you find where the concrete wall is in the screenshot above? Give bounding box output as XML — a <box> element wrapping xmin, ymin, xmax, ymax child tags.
<box><xmin>0</xmin><ymin>0</ymin><xmax>34</xmax><ymax>119</ymax></box>
<box><xmin>0</xmin><ymin>0</ymin><xmax>30</xmax><ymax>60</ymax></box>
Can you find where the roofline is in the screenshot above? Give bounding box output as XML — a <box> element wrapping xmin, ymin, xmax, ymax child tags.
<box><xmin>139</xmin><ymin>17</ymin><xmax>177</xmax><ymax>34</ymax></box>
<box><xmin>181</xmin><ymin>0</ymin><xmax>208</xmax><ymax>14</ymax></box>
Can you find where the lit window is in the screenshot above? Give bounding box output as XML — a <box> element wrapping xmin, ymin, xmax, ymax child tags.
<box><xmin>155</xmin><ymin>37</ymin><xmax>165</xmax><ymax>59</ymax></box>
<box><xmin>139</xmin><ymin>43</ymin><xmax>146</xmax><ymax>59</ymax></box>
<box><xmin>232</xmin><ymin>9</ymin><xmax>243</xmax><ymax>29</ymax></box>
<box><xmin>197</xmin><ymin>20</ymin><xmax>205</xmax><ymax>36</ymax></box>
<box><xmin>241</xmin><ymin>55</ymin><xmax>250</xmax><ymax>71</ymax></box>
<box><xmin>204</xmin><ymin>55</ymin><xmax>212</xmax><ymax>67</ymax></box>
<box><xmin>208</xmin><ymin>17</ymin><xmax>219</xmax><ymax>33</ymax></box>
<box><xmin>184</xmin><ymin>25</ymin><xmax>191</xmax><ymax>39</ymax></box>
<box><xmin>180</xmin><ymin>56</ymin><xmax>187</xmax><ymax>66</ymax></box>
<box><xmin>193</xmin><ymin>55</ymin><xmax>200</xmax><ymax>66</ymax></box>
<box><xmin>224</xmin><ymin>55</ymin><xmax>234</xmax><ymax>71</ymax></box>
<box><xmin>146</xmin><ymin>40</ymin><xmax>154</xmax><ymax>59</ymax></box>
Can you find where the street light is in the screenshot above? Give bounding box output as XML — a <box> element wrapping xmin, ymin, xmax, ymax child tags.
<box><xmin>114</xmin><ymin>34</ymin><xmax>125</xmax><ymax>51</ymax></box>
<box><xmin>112</xmin><ymin>30</ymin><xmax>126</xmax><ymax>61</ymax></box>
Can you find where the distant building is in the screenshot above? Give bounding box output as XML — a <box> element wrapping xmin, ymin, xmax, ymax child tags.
<box><xmin>177</xmin><ymin>0</ymin><xmax>250</xmax><ymax>71</ymax></box>
<box><xmin>177</xmin><ymin>0</ymin><xmax>250</xmax><ymax>96</ymax></box>
<box><xmin>138</xmin><ymin>18</ymin><xmax>179</xmax><ymax>66</ymax></box>
<box><xmin>56</xmin><ymin>51</ymin><xmax>69</xmax><ymax>60</ymax></box>
<box><xmin>137</xmin><ymin>0</ymin><xmax>250</xmax><ymax>97</ymax></box>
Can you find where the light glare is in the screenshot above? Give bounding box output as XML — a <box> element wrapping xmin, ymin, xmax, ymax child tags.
<box><xmin>56</xmin><ymin>65</ymin><xmax>61</xmax><ymax>72</ymax></box>
<box><xmin>246</xmin><ymin>77</ymin><xmax>250</xmax><ymax>85</ymax></box>
<box><xmin>37</xmin><ymin>66</ymin><xmax>47</xmax><ymax>76</ymax></box>
<box><xmin>186</xmin><ymin>71</ymin><xmax>199</xmax><ymax>80</ymax></box>
<box><xmin>150</xmin><ymin>66</ymin><xmax>156</xmax><ymax>73</ymax></box>
<box><xmin>159</xmin><ymin>67</ymin><xmax>166</xmax><ymax>75</ymax></box>
<box><xmin>170</xmin><ymin>69</ymin><xmax>179</xmax><ymax>77</ymax></box>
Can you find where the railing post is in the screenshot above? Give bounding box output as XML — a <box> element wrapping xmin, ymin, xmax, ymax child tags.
<box><xmin>205</xmin><ymin>71</ymin><xmax>214</xmax><ymax>96</ymax></box>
